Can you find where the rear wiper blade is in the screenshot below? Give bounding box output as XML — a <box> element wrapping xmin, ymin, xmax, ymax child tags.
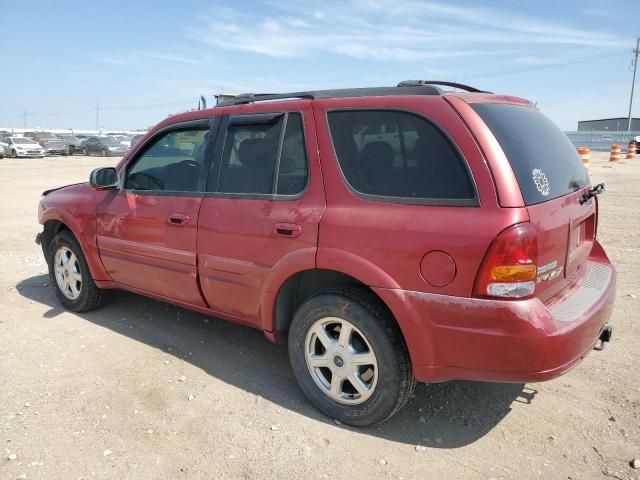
<box><xmin>580</xmin><ymin>183</ymin><xmax>605</xmax><ymax>205</ymax></box>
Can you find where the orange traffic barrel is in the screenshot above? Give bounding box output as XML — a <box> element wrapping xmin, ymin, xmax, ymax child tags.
<box><xmin>610</xmin><ymin>144</ymin><xmax>621</xmax><ymax>162</ymax></box>
<box><xmin>626</xmin><ymin>143</ymin><xmax>636</xmax><ymax>160</ymax></box>
<box><xmin>578</xmin><ymin>147</ymin><xmax>590</xmax><ymax>168</ymax></box>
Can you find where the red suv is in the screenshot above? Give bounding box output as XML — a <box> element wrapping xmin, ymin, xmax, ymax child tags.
<box><xmin>37</xmin><ymin>81</ymin><xmax>616</xmax><ymax>426</ymax></box>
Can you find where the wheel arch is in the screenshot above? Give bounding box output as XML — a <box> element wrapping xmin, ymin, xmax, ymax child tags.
<box><xmin>40</xmin><ymin>215</ymin><xmax>111</xmax><ymax>282</ymax></box>
<box><xmin>267</xmin><ymin>268</ymin><xmax>407</xmax><ymax>343</ymax></box>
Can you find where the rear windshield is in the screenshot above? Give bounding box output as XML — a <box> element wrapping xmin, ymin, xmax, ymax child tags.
<box><xmin>472</xmin><ymin>103</ymin><xmax>588</xmax><ymax>205</ymax></box>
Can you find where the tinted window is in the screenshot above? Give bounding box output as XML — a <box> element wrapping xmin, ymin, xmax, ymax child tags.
<box><xmin>472</xmin><ymin>103</ymin><xmax>588</xmax><ymax>205</ymax></box>
<box><xmin>327</xmin><ymin>110</ymin><xmax>474</xmax><ymax>201</ymax></box>
<box><xmin>125</xmin><ymin>128</ymin><xmax>209</xmax><ymax>192</ymax></box>
<box><xmin>218</xmin><ymin>112</ymin><xmax>307</xmax><ymax>195</ymax></box>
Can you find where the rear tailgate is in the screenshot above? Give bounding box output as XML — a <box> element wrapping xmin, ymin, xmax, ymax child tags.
<box><xmin>469</xmin><ymin>102</ymin><xmax>594</xmax><ymax>301</ymax></box>
<box><xmin>527</xmin><ymin>189</ymin><xmax>595</xmax><ymax>301</ymax></box>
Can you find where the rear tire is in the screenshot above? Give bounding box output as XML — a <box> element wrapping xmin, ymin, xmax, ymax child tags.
<box><xmin>101</xmin><ymin>149</ymin><xmax>107</xmax><ymax>157</ymax></box>
<box><xmin>47</xmin><ymin>230</ymin><xmax>106</xmax><ymax>312</ymax></box>
<box><xmin>82</xmin><ymin>147</ymin><xmax>88</xmax><ymax>156</ymax></box>
<box><xmin>288</xmin><ymin>287</ymin><xmax>415</xmax><ymax>426</ymax></box>
<box><xmin>11</xmin><ymin>149</ymin><xmax>17</xmax><ymax>158</ymax></box>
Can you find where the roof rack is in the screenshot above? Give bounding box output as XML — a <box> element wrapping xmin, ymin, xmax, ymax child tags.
<box><xmin>216</xmin><ymin>92</ymin><xmax>315</xmax><ymax>107</ymax></box>
<box><xmin>397</xmin><ymin>80</ymin><xmax>492</xmax><ymax>94</ymax></box>
<box><xmin>214</xmin><ymin>81</ymin><xmax>489</xmax><ymax>108</ymax></box>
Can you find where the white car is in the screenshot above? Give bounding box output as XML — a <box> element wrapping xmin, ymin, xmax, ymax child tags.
<box><xmin>109</xmin><ymin>135</ymin><xmax>131</xmax><ymax>149</ymax></box>
<box><xmin>0</xmin><ymin>137</ymin><xmax>45</xmax><ymax>158</ymax></box>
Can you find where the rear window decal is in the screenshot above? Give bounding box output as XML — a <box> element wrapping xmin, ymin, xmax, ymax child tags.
<box><xmin>532</xmin><ymin>168</ymin><xmax>550</xmax><ymax>196</ymax></box>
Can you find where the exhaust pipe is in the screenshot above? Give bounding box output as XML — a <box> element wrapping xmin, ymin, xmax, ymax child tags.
<box><xmin>594</xmin><ymin>324</ymin><xmax>612</xmax><ymax>351</ymax></box>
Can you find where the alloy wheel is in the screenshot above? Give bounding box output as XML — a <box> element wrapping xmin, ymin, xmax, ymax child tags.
<box><xmin>304</xmin><ymin>317</ymin><xmax>378</xmax><ymax>405</ymax></box>
<box><xmin>53</xmin><ymin>246</ymin><xmax>82</xmax><ymax>300</ymax></box>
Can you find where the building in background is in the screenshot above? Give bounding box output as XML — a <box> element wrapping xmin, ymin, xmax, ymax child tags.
<box><xmin>578</xmin><ymin>117</ymin><xmax>640</xmax><ymax>131</ymax></box>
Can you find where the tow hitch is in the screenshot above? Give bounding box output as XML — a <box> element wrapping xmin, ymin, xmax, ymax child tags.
<box><xmin>594</xmin><ymin>324</ymin><xmax>612</xmax><ymax>351</ymax></box>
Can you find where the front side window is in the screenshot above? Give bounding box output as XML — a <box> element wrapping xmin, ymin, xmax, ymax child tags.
<box><xmin>124</xmin><ymin>128</ymin><xmax>209</xmax><ymax>192</ymax></box>
<box><xmin>217</xmin><ymin>112</ymin><xmax>308</xmax><ymax>195</ymax></box>
<box><xmin>327</xmin><ymin>110</ymin><xmax>475</xmax><ymax>202</ymax></box>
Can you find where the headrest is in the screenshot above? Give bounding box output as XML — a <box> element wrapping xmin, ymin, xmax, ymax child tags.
<box><xmin>278</xmin><ymin>154</ymin><xmax>297</xmax><ymax>174</ymax></box>
<box><xmin>360</xmin><ymin>141</ymin><xmax>394</xmax><ymax>171</ymax></box>
<box><xmin>238</xmin><ymin>138</ymin><xmax>269</xmax><ymax>169</ymax></box>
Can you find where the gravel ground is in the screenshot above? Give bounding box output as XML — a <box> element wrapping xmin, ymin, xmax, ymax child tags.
<box><xmin>0</xmin><ymin>153</ymin><xmax>639</xmax><ymax>480</ymax></box>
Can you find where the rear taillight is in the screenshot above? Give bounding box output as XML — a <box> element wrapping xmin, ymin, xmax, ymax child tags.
<box><xmin>474</xmin><ymin>223</ymin><xmax>538</xmax><ymax>299</ymax></box>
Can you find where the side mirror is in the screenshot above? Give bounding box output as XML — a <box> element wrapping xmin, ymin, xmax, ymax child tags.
<box><xmin>90</xmin><ymin>167</ymin><xmax>118</xmax><ymax>190</ymax></box>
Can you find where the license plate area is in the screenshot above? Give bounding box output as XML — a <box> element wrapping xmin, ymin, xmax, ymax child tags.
<box><xmin>566</xmin><ymin>213</ymin><xmax>594</xmax><ymax>277</ymax></box>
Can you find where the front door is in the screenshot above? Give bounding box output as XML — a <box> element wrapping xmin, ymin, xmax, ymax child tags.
<box><xmin>96</xmin><ymin>119</ymin><xmax>214</xmax><ymax>305</ymax></box>
<box><xmin>196</xmin><ymin>105</ymin><xmax>324</xmax><ymax>327</ymax></box>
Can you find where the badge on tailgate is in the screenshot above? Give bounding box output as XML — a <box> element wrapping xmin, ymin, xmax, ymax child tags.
<box><xmin>537</xmin><ymin>260</ymin><xmax>563</xmax><ymax>283</ymax></box>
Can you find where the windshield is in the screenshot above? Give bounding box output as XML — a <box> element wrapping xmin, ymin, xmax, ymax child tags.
<box><xmin>472</xmin><ymin>103</ymin><xmax>589</xmax><ymax>205</ymax></box>
<box><xmin>12</xmin><ymin>138</ymin><xmax>37</xmax><ymax>144</ymax></box>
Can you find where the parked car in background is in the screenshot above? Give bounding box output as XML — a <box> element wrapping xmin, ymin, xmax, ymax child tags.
<box><xmin>36</xmin><ymin>80</ymin><xmax>616</xmax><ymax>426</ymax></box>
<box><xmin>109</xmin><ymin>134</ymin><xmax>132</xmax><ymax>149</ymax></box>
<box><xmin>56</xmin><ymin>133</ymin><xmax>84</xmax><ymax>155</ymax></box>
<box><xmin>1</xmin><ymin>137</ymin><xmax>45</xmax><ymax>157</ymax></box>
<box><xmin>129</xmin><ymin>134</ymin><xmax>145</xmax><ymax>147</ymax></box>
<box><xmin>81</xmin><ymin>136</ymin><xmax>127</xmax><ymax>156</ymax></box>
<box><xmin>0</xmin><ymin>137</ymin><xmax>8</xmax><ymax>158</ymax></box>
<box><xmin>22</xmin><ymin>131</ymin><xmax>68</xmax><ymax>155</ymax></box>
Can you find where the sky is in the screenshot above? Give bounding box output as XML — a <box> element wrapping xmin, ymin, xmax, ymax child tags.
<box><xmin>1</xmin><ymin>0</ymin><xmax>639</xmax><ymax>131</ymax></box>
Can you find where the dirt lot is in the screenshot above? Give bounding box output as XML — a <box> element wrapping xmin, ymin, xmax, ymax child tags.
<box><xmin>0</xmin><ymin>153</ymin><xmax>638</xmax><ymax>480</ymax></box>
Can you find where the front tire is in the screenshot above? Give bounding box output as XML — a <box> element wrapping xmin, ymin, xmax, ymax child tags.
<box><xmin>288</xmin><ymin>287</ymin><xmax>415</xmax><ymax>426</ymax></box>
<box><xmin>47</xmin><ymin>230</ymin><xmax>105</xmax><ymax>312</ymax></box>
<box><xmin>11</xmin><ymin>149</ymin><xmax>17</xmax><ymax>158</ymax></box>
<box><xmin>101</xmin><ymin>148</ymin><xmax>107</xmax><ymax>157</ymax></box>
<box><xmin>82</xmin><ymin>147</ymin><xmax>88</xmax><ymax>156</ymax></box>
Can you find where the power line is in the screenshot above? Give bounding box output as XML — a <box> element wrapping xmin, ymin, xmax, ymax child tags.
<box><xmin>467</xmin><ymin>49</ymin><xmax>629</xmax><ymax>80</ymax></box>
<box><xmin>0</xmin><ymin>97</ymin><xmax>199</xmax><ymax>121</ymax></box>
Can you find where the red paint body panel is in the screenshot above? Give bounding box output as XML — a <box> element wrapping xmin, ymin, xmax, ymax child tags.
<box><xmin>196</xmin><ymin>103</ymin><xmax>325</xmax><ymax>329</ymax></box>
<box><xmin>313</xmin><ymin>95</ymin><xmax>528</xmax><ymax>297</ymax></box>
<box><xmin>38</xmin><ymin>183</ymin><xmax>111</xmax><ymax>281</ymax></box>
<box><xmin>37</xmin><ymin>90</ymin><xmax>616</xmax><ymax>387</ymax></box>
<box><xmin>444</xmin><ymin>95</ymin><xmax>525</xmax><ymax>208</ymax></box>
<box><xmin>375</xmin><ymin>244</ymin><xmax>615</xmax><ymax>383</ymax></box>
<box><xmin>95</xmin><ymin>191</ymin><xmax>205</xmax><ymax>306</ymax></box>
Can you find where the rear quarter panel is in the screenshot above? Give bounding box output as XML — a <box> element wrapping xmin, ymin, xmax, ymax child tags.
<box><xmin>313</xmin><ymin>95</ymin><xmax>529</xmax><ymax>296</ymax></box>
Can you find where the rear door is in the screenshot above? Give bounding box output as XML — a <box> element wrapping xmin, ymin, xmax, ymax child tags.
<box><xmin>196</xmin><ymin>103</ymin><xmax>324</xmax><ymax>327</ymax></box>
<box><xmin>471</xmin><ymin>103</ymin><xmax>593</xmax><ymax>301</ymax></box>
<box><xmin>96</xmin><ymin>119</ymin><xmax>215</xmax><ymax>305</ymax></box>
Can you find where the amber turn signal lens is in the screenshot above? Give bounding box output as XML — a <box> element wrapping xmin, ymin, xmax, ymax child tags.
<box><xmin>490</xmin><ymin>265</ymin><xmax>537</xmax><ymax>282</ymax></box>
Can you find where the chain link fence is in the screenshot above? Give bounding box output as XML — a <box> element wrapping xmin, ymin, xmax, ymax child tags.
<box><xmin>564</xmin><ymin>131</ymin><xmax>640</xmax><ymax>151</ymax></box>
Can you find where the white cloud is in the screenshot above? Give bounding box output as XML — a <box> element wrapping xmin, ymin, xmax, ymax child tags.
<box><xmin>189</xmin><ymin>0</ymin><xmax>629</xmax><ymax>63</ymax></box>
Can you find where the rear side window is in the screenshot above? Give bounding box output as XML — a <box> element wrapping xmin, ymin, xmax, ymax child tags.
<box><xmin>218</xmin><ymin>112</ymin><xmax>308</xmax><ymax>195</ymax></box>
<box><xmin>472</xmin><ymin>103</ymin><xmax>588</xmax><ymax>205</ymax></box>
<box><xmin>327</xmin><ymin>110</ymin><xmax>475</xmax><ymax>203</ymax></box>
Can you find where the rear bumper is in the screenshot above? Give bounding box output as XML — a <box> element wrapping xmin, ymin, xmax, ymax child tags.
<box><xmin>374</xmin><ymin>245</ymin><xmax>616</xmax><ymax>383</ymax></box>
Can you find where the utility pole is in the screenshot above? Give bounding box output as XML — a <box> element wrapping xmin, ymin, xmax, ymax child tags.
<box><xmin>23</xmin><ymin>109</ymin><xmax>27</xmax><ymax>129</ymax></box>
<box><xmin>95</xmin><ymin>103</ymin><xmax>100</xmax><ymax>131</ymax></box>
<box><xmin>628</xmin><ymin>36</ymin><xmax>639</xmax><ymax>131</ymax></box>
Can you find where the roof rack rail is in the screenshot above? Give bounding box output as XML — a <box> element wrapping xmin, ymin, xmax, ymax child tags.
<box><xmin>397</xmin><ymin>80</ymin><xmax>492</xmax><ymax>94</ymax></box>
<box><xmin>216</xmin><ymin>92</ymin><xmax>315</xmax><ymax>107</ymax></box>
